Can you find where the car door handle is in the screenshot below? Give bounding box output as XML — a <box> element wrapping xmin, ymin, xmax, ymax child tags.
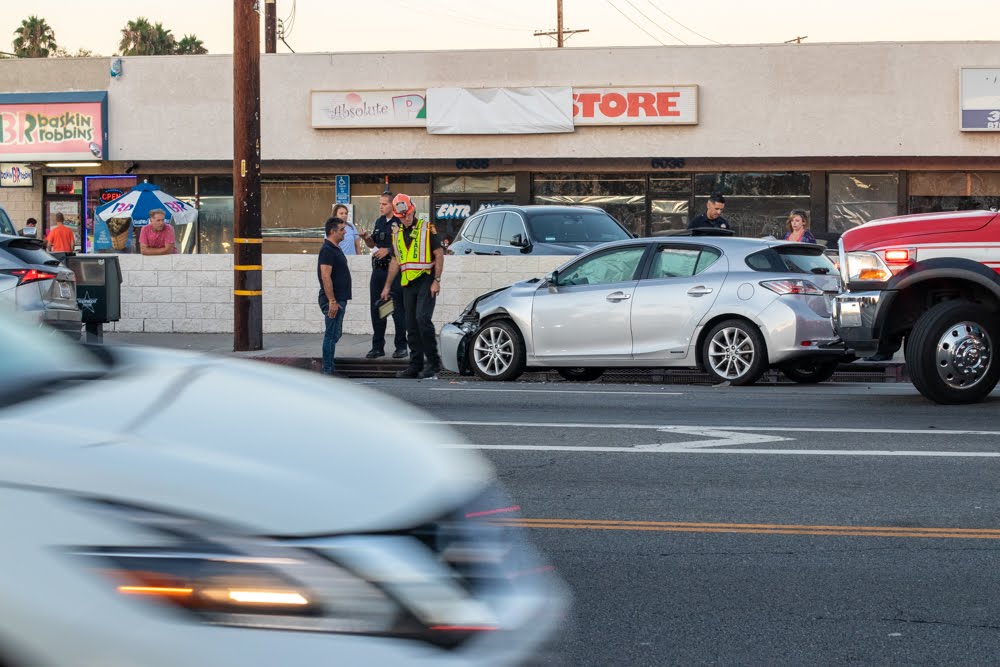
<box><xmin>687</xmin><ymin>286</ymin><xmax>714</xmax><ymax>296</ymax></box>
<box><xmin>606</xmin><ymin>291</ymin><xmax>631</xmax><ymax>302</ymax></box>
<box><xmin>464</xmin><ymin>248</ymin><xmax>472</xmax><ymax>254</ymax></box>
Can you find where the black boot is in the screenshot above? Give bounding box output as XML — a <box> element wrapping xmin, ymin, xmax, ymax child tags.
<box><xmin>418</xmin><ymin>361</ymin><xmax>442</xmax><ymax>379</ymax></box>
<box><xmin>396</xmin><ymin>365</ymin><xmax>421</xmax><ymax>379</ymax></box>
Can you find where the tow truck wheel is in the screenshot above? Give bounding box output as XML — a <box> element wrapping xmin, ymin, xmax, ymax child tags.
<box><xmin>906</xmin><ymin>301</ymin><xmax>1000</xmax><ymax>404</ymax></box>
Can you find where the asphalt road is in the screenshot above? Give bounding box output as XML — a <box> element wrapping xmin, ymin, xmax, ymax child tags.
<box><xmin>364</xmin><ymin>378</ymin><xmax>1000</xmax><ymax>666</ymax></box>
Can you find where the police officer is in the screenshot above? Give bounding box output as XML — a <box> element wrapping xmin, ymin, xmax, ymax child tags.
<box><xmin>381</xmin><ymin>193</ymin><xmax>444</xmax><ymax>379</ymax></box>
<box><xmin>360</xmin><ymin>192</ymin><xmax>407</xmax><ymax>359</ymax></box>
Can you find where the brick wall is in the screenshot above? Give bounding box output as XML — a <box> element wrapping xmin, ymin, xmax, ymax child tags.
<box><xmin>109</xmin><ymin>254</ymin><xmax>565</xmax><ymax>334</ymax></box>
<box><xmin>0</xmin><ymin>183</ymin><xmax>43</xmax><ymax>230</ymax></box>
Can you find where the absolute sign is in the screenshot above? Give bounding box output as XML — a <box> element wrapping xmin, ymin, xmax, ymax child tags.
<box><xmin>572</xmin><ymin>86</ymin><xmax>698</xmax><ymax>125</ymax></box>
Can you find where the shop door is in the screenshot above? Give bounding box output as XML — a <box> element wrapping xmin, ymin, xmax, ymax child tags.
<box><xmin>44</xmin><ymin>197</ymin><xmax>83</xmax><ymax>252</ymax></box>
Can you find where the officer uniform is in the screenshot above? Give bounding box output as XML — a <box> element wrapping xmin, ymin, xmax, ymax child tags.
<box><xmin>368</xmin><ymin>214</ymin><xmax>407</xmax><ymax>358</ymax></box>
<box><xmin>391</xmin><ymin>206</ymin><xmax>443</xmax><ymax>379</ymax></box>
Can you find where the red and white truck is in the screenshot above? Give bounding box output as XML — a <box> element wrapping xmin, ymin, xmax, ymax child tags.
<box><xmin>833</xmin><ymin>209</ymin><xmax>1000</xmax><ymax>404</ymax></box>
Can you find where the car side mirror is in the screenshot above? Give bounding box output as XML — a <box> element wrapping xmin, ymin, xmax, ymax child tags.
<box><xmin>546</xmin><ymin>270</ymin><xmax>559</xmax><ymax>287</ymax></box>
<box><xmin>510</xmin><ymin>233</ymin><xmax>531</xmax><ymax>249</ymax></box>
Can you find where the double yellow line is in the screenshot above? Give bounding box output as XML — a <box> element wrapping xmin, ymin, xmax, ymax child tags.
<box><xmin>491</xmin><ymin>518</ymin><xmax>1000</xmax><ymax>540</ymax></box>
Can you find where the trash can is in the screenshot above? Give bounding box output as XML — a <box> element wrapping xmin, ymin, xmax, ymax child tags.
<box><xmin>65</xmin><ymin>255</ymin><xmax>122</xmax><ymax>343</ymax></box>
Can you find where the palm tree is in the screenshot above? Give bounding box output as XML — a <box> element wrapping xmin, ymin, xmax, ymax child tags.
<box><xmin>175</xmin><ymin>34</ymin><xmax>207</xmax><ymax>55</ymax></box>
<box><xmin>118</xmin><ymin>17</ymin><xmax>155</xmax><ymax>55</ymax></box>
<box><xmin>151</xmin><ymin>22</ymin><xmax>177</xmax><ymax>55</ymax></box>
<box><xmin>12</xmin><ymin>15</ymin><xmax>57</xmax><ymax>58</ymax></box>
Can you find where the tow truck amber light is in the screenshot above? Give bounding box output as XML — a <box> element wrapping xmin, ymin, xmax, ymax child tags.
<box><xmin>858</xmin><ymin>268</ymin><xmax>891</xmax><ymax>281</ymax></box>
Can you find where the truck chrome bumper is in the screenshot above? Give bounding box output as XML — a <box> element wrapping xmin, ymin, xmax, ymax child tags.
<box><xmin>833</xmin><ymin>291</ymin><xmax>883</xmax><ymax>356</ymax></box>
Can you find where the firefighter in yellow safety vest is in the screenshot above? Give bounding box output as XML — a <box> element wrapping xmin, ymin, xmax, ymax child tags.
<box><xmin>381</xmin><ymin>193</ymin><xmax>445</xmax><ymax>379</ymax></box>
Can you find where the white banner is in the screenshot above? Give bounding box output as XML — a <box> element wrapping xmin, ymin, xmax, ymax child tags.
<box><xmin>311</xmin><ymin>90</ymin><xmax>426</xmax><ymax>128</ymax></box>
<box><xmin>427</xmin><ymin>87</ymin><xmax>574</xmax><ymax>135</ymax></box>
<box><xmin>572</xmin><ymin>86</ymin><xmax>698</xmax><ymax>125</ymax></box>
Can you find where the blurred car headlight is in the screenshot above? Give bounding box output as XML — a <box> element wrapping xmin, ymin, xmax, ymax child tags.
<box><xmin>65</xmin><ymin>499</ymin><xmax>519</xmax><ymax>648</ymax></box>
<box><xmin>760</xmin><ymin>279</ymin><xmax>824</xmax><ymax>296</ymax></box>
<box><xmin>842</xmin><ymin>251</ymin><xmax>892</xmax><ymax>283</ymax></box>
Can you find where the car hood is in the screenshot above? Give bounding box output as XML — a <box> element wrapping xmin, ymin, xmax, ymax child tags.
<box><xmin>0</xmin><ymin>347</ymin><xmax>492</xmax><ymax>536</ymax></box>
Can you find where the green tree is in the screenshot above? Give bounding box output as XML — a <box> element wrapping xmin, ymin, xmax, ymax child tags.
<box><xmin>151</xmin><ymin>22</ymin><xmax>177</xmax><ymax>54</ymax></box>
<box><xmin>53</xmin><ymin>46</ymin><xmax>100</xmax><ymax>58</ymax></box>
<box><xmin>176</xmin><ymin>34</ymin><xmax>207</xmax><ymax>55</ymax></box>
<box><xmin>118</xmin><ymin>17</ymin><xmax>175</xmax><ymax>56</ymax></box>
<box><xmin>12</xmin><ymin>15</ymin><xmax>57</xmax><ymax>58</ymax></box>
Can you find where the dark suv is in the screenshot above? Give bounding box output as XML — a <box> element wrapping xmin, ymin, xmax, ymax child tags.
<box><xmin>448</xmin><ymin>205</ymin><xmax>632</xmax><ymax>256</ymax></box>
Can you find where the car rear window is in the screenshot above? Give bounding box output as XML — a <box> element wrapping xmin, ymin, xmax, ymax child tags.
<box><xmin>526</xmin><ymin>211</ymin><xmax>630</xmax><ymax>244</ymax></box>
<box><xmin>745</xmin><ymin>246</ymin><xmax>836</xmax><ymax>274</ymax></box>
<box><xmin>0</xmin><ymin>208</ymin><xmax>14</xmax><ymax>235</ymax></box>
<box><xmin>1</xmin><ymin>239</ymin><xmax>61</xmax><ymax>266</ymax></box>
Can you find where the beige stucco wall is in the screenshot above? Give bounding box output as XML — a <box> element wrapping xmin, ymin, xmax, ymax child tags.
<box><xmin>90</xmin><ymin>42</ymin><xmax>1000</xmax><ymax>162</ymax></box>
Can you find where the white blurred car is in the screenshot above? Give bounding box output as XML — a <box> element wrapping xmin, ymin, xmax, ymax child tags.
<box><xmin>0</xmin><ymin>311</ymin><xmax>565</xmax><ymax>667</ymax></box>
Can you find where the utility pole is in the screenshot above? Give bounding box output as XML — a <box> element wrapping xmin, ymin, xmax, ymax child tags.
<box><xmin>233</xmin><ymin>0</ymin><xmax>263</xmax><ymax>351</ymax></box>
<box><xmin>533</xmin><ymin>0</ymin><xmax>588</xmax><ymax>47</ymax></box>
<box><xmin>784</xmin><ymin>36</ymin><xmax>808</xmax><ymax>44</ymax></box>
<box><xmin>265</xmin><ymin>0</ymin><xmax>277</xmax><ymax>53</ymax></box>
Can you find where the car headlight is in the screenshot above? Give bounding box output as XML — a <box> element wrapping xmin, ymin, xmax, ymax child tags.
<box><xmin>65</xmin><ymin>498</ymin><xmax>513</xmax><ymax>648</ymax></box>
<box><xmin>842</xmin><ymin>251</ymin><xmax>892</xmax><ymax>283</ymax></box>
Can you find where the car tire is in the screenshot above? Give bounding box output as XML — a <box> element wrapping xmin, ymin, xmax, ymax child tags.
<box><xmin>702</xmin><ymin>319</ymin><xmax>768</xmax><ymax>386</ymax></box>
<box><xmin>556</xmin><ymin>368</ymin><xmax>605</xmax><ymax>382</ymax></box>
<box><xmin>469</xmin><ymin>319</ymin><xmax>526</xmax><ymax>381</ymax></box>
<box><xmin>780</xmin><ymin>359</ymin><xmax>840</xmax><ymax>384</ymax></box>
<box><xmin>905</xmin><ymin>301</ymin><xmax>1000</xmax><ymax>404</ymax></box>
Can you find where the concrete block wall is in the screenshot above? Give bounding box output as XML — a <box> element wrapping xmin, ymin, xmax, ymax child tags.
<box><xmin>110</xmin><ymin>254</ymin><xmax>566</xmax><ymax>334</ymax></box>
<box><xmin>0</xmin><ymin>184</ymin><xmax>43</xmax><ymax>230</ymax></box>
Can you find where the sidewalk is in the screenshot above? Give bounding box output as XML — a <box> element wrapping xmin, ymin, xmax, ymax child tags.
<box><xmin>99</xmin><ymin>332</ymin><xmax>908</xmax><ymax>383</ymax></box>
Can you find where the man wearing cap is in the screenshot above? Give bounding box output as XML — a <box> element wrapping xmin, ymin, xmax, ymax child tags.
<box><xmin>360</xmin><ymin>192</ymin><xmax>407</xmax><ymax>360</ymax></box>
<box><xmin>380</xmin><ymin>193</ymin><xmax>444</xmax><ymax>379</ymax></box>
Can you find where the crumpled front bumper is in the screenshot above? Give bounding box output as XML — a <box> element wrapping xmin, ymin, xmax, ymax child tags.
<box><xmin>833</xmin><ymin>290</ymin><xmax>884</xmax><ymax>356</ymax></box>
<box><xmin>439</xmin><ymin>322</ymin><xmax>475</xmax><ymax>375</ymax></box>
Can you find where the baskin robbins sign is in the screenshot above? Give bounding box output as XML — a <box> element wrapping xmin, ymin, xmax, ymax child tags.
<box><xmin>0</xmin><ymin>92</ymin><xmax>109</xmax><ymax>161</ymax></box>
<box><xmin>311</xmin><ymin>90</ymin><xmax>426</xmax><ymax>128</ymax></box>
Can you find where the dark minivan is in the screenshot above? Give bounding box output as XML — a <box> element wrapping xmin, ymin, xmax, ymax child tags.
<box><xmin>448</xmin><ymin>205</ymin><xmax>632</xmax><ymax>256</ymax></box>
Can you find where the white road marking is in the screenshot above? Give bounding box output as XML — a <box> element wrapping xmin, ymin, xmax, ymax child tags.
<box><xmin>430</xmin><ymin>388</ymin><xmax>683</xmax><ymax>396</ymax></box>
<box><xmin>429</xmin><ymin>421</ymin><xmax>1000</xmax><ymax>457</ymax></box>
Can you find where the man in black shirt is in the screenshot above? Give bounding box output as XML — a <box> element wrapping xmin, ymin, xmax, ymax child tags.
<box><xmin>317</xmin><ymin>216</ymin><xmax>352</xmax><ymax>376</ymax></box>
<box><xmin>687</xmin><ymin>193</ymin><xmax>731</xmax><ymax>231</ymax></box>
<box><xmin>360</xmin><ymin>192</ymin><xmax>407</xmax><ymax>359</ymax></box>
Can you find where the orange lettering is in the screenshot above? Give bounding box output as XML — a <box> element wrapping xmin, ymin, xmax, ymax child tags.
<box><xmin>628</xmin><ymin>92</ymin><xmax>657</xmax><ymax>117</ymax></box>
<box><xmin>599</xmin><ymin>93</ymin><xmax>627</xmax><ymax>118</ymax></box>
<box><xmin>656</xmin><ymin>92</ymin><xmax>680</xmax><ymax>117</ymax></box>
<box><xmin>574</xmin><ymin>93</ymin><xmax>600</xmax><ymax>118</ymax></box>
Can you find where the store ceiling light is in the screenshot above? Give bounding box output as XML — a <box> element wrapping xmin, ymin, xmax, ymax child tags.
<box><xmin>45</xmin><ymin>162</ymin><xmax>101</xmax><ymax>168</ymax></box>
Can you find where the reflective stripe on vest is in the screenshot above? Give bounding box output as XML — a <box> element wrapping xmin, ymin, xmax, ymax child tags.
<box><xmin>394</xmin><ymin>218</ymin><xmax>434</xmax><ymax>286</ymax></box>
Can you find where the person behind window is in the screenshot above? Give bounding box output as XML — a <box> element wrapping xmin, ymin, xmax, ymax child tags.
<box><xmin>688</xmin><ymin>193</ymin><xmax>730</xmax><ymax>230</ymax></box>
<box><xmin>783</xmin><ymin>209</ymin><xmax>817</xmax><ymax>244</ymax></box>
<box><xmin>20</xmin><ymin>217</ymin><xmax>38</xmax><ymax>237</ymax></box>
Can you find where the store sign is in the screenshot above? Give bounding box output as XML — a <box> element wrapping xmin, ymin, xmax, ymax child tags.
<box><xmin>960</xmin><ymin>68</ymin><xmax>1000</xmax><ymax>131</ymax></box>
<box><xmin>99</xmin><ymin>188</ymin><xmax>125</xmax><ymax>203</ymax></box>
<box><xmin>0</xmin><ymin>163</ymin><xmax>33</xmax><ymax>187</ymax></box>
<box><xmin>0</xmin><ymin>93</ymin><xmax>108</xmax><ymax>160</ymax></box>
<box><xmin>572</xmin><ymin>86</ymin><xmax>698</xmax><ymax>125</ymax></box>
<box><xmin>311</xmin><ymin>90</ymin><xmax>427</xmax><ymax>128</ymax></box>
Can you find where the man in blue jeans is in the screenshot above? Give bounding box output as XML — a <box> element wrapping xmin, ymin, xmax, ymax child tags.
<box><xmin>317</xmin><ymin>216</ymin><xmax>352</xmax><ymax>375</ymax></box>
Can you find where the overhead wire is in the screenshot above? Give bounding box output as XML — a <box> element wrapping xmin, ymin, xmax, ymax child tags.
<box><xmin>396</xmin><ymin>0</ymin><xmax>533</xmax><ymax>32</ymax></box>
<box><xmin>620</xmin><ymin>0</ymin><xmax>686</xmax><ymax>44</ymax></box>
<box><xmin>603</xmin><ymin>0</ymin><xmax>668</xmax><ymax>46</ymax></box>
<box><xmin>645</xmin><ymin>0</ymin><xmax>722</xmax><ymax>44</ymax></box>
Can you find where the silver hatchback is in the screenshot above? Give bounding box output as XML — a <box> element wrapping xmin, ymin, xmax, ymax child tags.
<box><xmin>0</xmin><ymin>234</ymin><xmax>82</xmax><ymax>338</ymax></box>
<box><xmin>440</xmin><ymin>234</ymin><xmax>848</xmax><ymax>385</ymax></box>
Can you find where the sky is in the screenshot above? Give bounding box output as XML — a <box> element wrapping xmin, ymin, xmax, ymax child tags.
<box><xmin>2</xmin><ymin>0</ymin><xmax>998</xmax><ymax>56</ymax></box>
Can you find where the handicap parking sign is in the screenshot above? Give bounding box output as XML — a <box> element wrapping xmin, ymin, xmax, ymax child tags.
<box><xmin>335</xmin><ymin>175</ymin><xmax>350</xmax><ymax>204</ymax></box>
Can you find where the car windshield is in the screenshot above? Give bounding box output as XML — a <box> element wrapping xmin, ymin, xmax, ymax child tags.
<box><xmin>526</xmin><ymin>211</ymin><xmax>630</xmax><ymax>245</ymax></box>
<box><xmin>0</xmin><ymin>308</ymin><xmax>107</xmax><ymax>406</ymax></box>
<box><xmin>745</xmin><ymin>246</ymin><xmax>836</xmax><ymax>274</ymax></box>
<box><xmin>0</xmin><ymin>208</ymin><xmax>15</xmax><ymax>235</ymax></box>
<box><xmin>2</xmin><ymin>239</ymin><xmax>61</xmax><ymax>266</ymax></box>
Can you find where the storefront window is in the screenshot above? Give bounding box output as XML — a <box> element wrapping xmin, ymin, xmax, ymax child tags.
<box><xmin>262</xmin><ymin>180</ymin><xmax>333</xmax><ymax>254</ymax></box>
<box><xmin>197</xmin><ymin>176</ymin><xmax>234</xmax><ymax>255</ymax></box>
<box><xmin>650</xmin><ymin>175</ymin><xmax>692</xmax><ymax>234</ymax></box>
<box><xmin>695</xmin><ymin>173</ymin><xmax>810</xmax><ymax>238</ymax></box>
<box><xmin>533</xmin><ymin>173</ymin><xmax>647</xmax><ymax>236</ymax></box>
<box><xmin>433</xmin><ymin>175</ymin><xmax>516</xmax><ymax>194</ymax></box>
<box><xmin>908</xmin><ymin>172</ymin><xmax>1000</xmax><ymax>214</ymax></box>
<box><xmin>828</xmin><ymin>173</ymin><xmax>898</xmax><ymax>233</ymax></box>
<box><xmin>84</xmin><ymin>175</ymin><xmax>139</xmax><ymax>253</ymax></box>
<box><xmin>149</xmin><ymin>175</ymin><xmax>197</xmax><ymax>254</ymax></box>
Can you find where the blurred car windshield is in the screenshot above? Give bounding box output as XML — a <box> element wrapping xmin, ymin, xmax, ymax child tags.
<box><xmin>526</xmin><ymin>211</ymin><xmax>630</xmax><ymax>244</ymax></box>
<box><xmin>745</xmin><ymin>246</ymin><xmax>836</xmax><ymax>274</ymax></box>
<box><xmin>2</xmin><ymin>238</ymin><xmax>61</xmax><ymax>266</ymax></box>
<box><xmin>0</xmin><ymin>310</ymin><xmax>105</xmax><ymax>397</ymax></box>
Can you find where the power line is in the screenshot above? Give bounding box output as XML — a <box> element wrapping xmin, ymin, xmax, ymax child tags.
<box><xmin>620</xmin><ymin>0</ymin><xmax>686</xmax><ymax>44</ymax></box>
<box><xmin>645</xmin><ymin>0</ymin><xmax>722</xmax><ymax>44</ymax></box>
<box><xmin>603</xmin><ymin>0</ymin><xmax>667</xmax><ymax>46</ymax></box>
<box><xmin>397</xmin><ymin>0</ymin><xmax>532</xmax><ymax>31</ymax></box>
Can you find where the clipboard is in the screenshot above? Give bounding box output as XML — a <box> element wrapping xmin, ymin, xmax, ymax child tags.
<box><xmin>376</xmin><ymin>297</ymin><xmax>395</xmax><ymax>320</ymax></box>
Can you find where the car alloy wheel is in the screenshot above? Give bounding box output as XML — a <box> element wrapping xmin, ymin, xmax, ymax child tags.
<box><xmin>470</xmin><ymin>320</ymin><xmax>526</xmax><ymax>381</ymax></box>
<box><xmin>703</xmin><ymin>319</ymin><xmax>767</xmax><ymax>386</ymax></box>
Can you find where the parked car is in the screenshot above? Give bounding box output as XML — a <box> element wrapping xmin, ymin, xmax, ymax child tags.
<box><xmin>0</xmin><ymin>308</ymin><xmax>566</xmax><ymax>667</ymax></box>
<box><xmin>0</xmin><ymin>205</ymin><xmax>15</xmax><ymax>235</ymax></box>
<box><xmin>440</xmin><ymin>233</ymin><xmax>849</xmax><ymax>385</ymax></box>
<box><xmin>0</xmin><ymin>233</ymin><xmax>81</xmax><ymax>337</ymax></box>
<box><xmin>448</xmin><ymin>204</ymin><xmax>632</xmax><ymax>256</ymax></box>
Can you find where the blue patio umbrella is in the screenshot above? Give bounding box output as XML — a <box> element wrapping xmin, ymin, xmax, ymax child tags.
<box><xmin>93</xmin><ymin>182</ymin><xmax>197</xmax><ymax>251</ymax></box>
